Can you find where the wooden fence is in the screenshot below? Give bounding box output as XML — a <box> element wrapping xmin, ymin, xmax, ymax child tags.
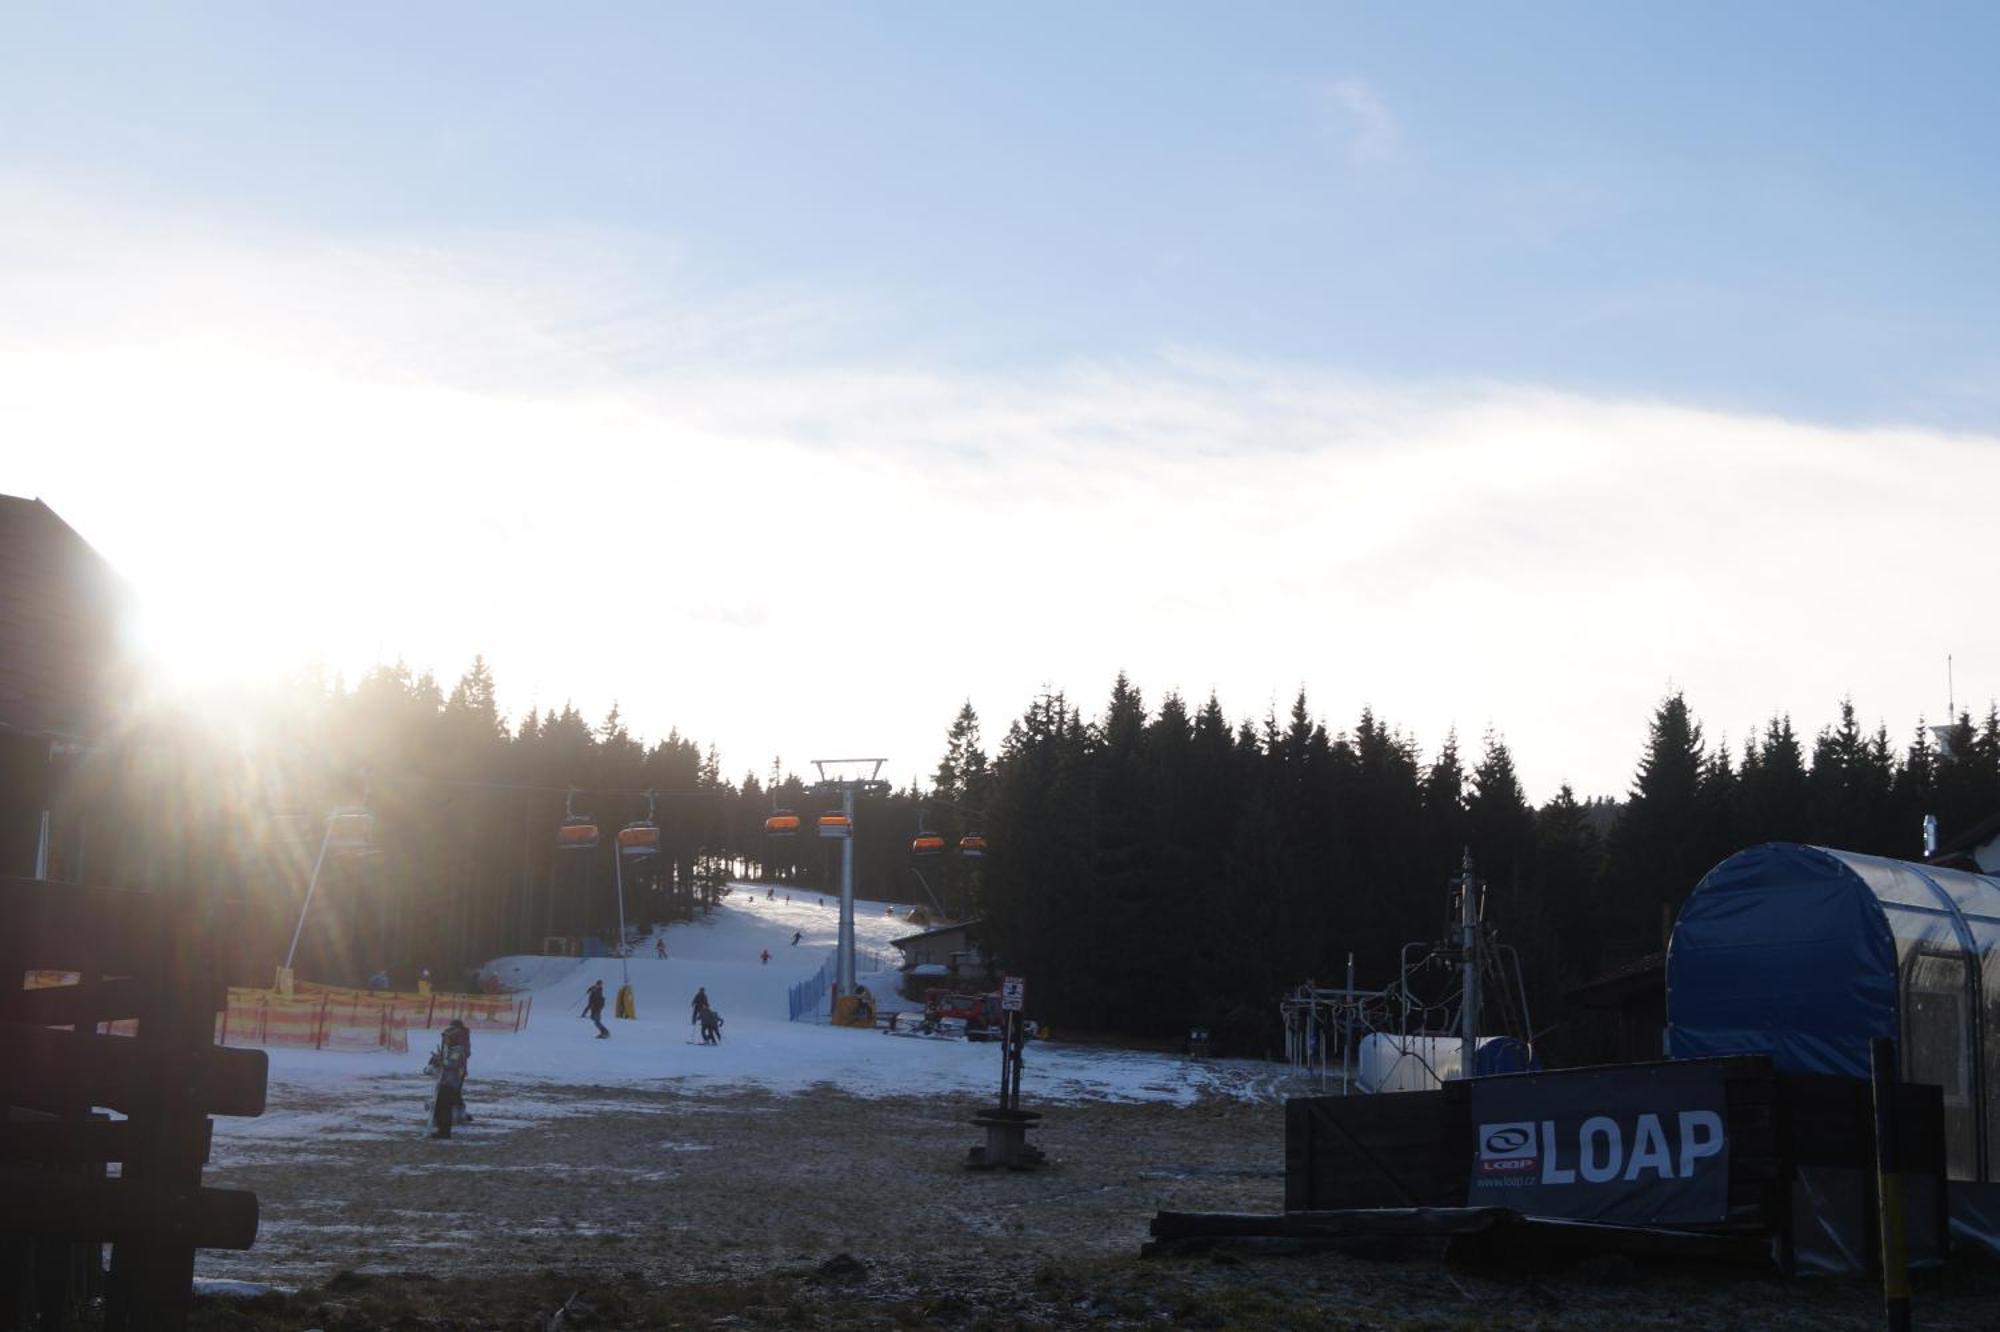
<box><xmin>1</xmin><ymin>876</ymin><xmax>268</xmax><ymax>1331</ymax></box>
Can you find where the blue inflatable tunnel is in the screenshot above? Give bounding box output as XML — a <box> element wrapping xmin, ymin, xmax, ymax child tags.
<box><xmin>1668</xmin><ymin>842</ymin><xmax>2000</xmax><ymax>1184</ymax></box>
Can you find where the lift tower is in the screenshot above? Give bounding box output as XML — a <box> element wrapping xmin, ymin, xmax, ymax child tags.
<box><xmin>811</xmin><ymin>758</ymin><xmax>890</xmax><ymax>1002</ymax></box>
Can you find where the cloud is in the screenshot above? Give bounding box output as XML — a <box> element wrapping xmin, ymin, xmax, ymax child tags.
<box><xmin>1319</xmin><ymin>78</ymin><xmax>1401</xmax><ymax>166</ymax></box>
<box><xmin>2</xmin><ymin>178</ymin><xmax>1993</xmax><ymax>801</ymax></box>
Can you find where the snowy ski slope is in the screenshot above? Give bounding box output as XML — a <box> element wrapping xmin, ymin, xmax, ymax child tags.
<box><xmin>212</xmin><ymin>885</ymin><xmax>1270</xmax><ymax>1160</ymax></box>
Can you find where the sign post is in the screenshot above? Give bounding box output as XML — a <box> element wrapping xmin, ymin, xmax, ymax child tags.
<box><xmin>968</xmin><ymin>975</ymin><xmax>1043</xmax><ymax>1170</ymax></box>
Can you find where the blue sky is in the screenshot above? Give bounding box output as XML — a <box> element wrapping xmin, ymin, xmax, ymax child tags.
<box><xmin>4</xmin><ymin>5</ymin><xmax>1998</xmax><ymax>799</ymax></box>
<box><xmin>9</xmin><ymin>3</ymin><xmax>1997</xmax><ymax>422</ymax></box>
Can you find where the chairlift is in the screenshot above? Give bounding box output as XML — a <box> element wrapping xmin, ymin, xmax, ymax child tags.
<box><xmin>617</xmin><ymin>822</ymin><xmax>659</xmax><ymax>857</ymax></box>
<box><xmin>619</xmin><ymin>789</ymin><xmax>660</xmax><ymax>857</ymax></box>
<box><xmin>958</xmin><ymin>834</ymin><xmax>988</xmax><ymax>859</ymax></box>
<box><xmin>911</xmin><ymin>832</ymin><xmax>945</xmax><ymax>857</ymax></box>
<box><xmin>817</xmin><ymin>812</ymin><xmax>852</xmax><ymax>840</ymax></box>
<box><xmin>765</xmin><ymin>810</ymin><xmax>801</xmax><ymax>838</ymax></box>
<box><xmin>326</xmin><ymin>807</ymin><xmax>374</xmax><ymax>851</ymax></box>
<box><xmin>556</xmin><ymin>789</ymin><xmax>599</xmax><ymax>850</ymax></box>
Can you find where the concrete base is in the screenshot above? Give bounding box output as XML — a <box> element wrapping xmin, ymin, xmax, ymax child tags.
<box><xmin>967</xmin><ymin>1108</ymin><xmax>1045</xmax><ymax>1171</ymax></box>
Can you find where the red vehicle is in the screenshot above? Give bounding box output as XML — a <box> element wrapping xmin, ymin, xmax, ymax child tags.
<box><xmin>924</xmin><ymin>988</ymin><xmax>1006</xmax><ymax>1040</ymax></box>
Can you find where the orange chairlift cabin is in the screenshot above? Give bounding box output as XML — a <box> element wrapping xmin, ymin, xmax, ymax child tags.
<box><xmin>325</xmin><ymin>806</ymin><xmax>375</xmax><ymax>852</ymax></box>
<box><xmin>958</xmin><ymin>834</ymin><xmax>988</xmax><ymax>858</ymax></box>
<box><xmin>617</xmin><ymin>820</ymin><xmax>660</xmax><ymax>857</ymax></box>
<box><xmin>817</xmin><ymin>812</ymin><xmax>852</xmax><ymax>839</ymax></box>
<box><xmin>556</xmin><ymin>789</ymin><xmax>600</xmax><ymax>850</ymax></box>
<box><xmin>765</xmin><ymin>810</ymin><xmax>801</xmax><ymax>838</ymax></box>
<box><xmin>911</xmin><ymin>832</ymin><xmax>946</xmax><ymax>857</ymax></box>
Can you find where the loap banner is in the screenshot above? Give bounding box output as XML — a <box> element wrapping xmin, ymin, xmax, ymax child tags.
<box><xmin>1468</xmin><ymin>1062</ymin><xmax>1730</xmax><ymax>1226</ymax></box>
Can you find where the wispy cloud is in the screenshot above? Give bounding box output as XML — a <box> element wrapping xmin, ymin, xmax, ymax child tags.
<box><xmin>1319</xmin><ymin>77</ymin><xmax>1402</xmax><ymax>166</ymax></box>
<box><xmin>2</xmin><ymin>180</ymin><xmax>1991</xmax><ymax>800</ymax></box>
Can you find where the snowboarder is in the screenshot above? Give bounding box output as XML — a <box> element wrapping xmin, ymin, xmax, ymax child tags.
<box><xmin>428</xmin><ymin>1023</ymin><xmax>469</xmax><ymax>1138</ymax></box>
<box><xmin>698</xmin><ymin>1007</ymin><xmax>724</xmax><ymax>1045</ymax></box>
<box><xmin>690</xmin><ymin>986</ymin><xmax>710</xmax><ymax>1025</ymax></box>
<box><xmin>760</xmin><ymin>949</ymin><xmax>771</xmax><ymax>965</ymax></box>
<box><xmin>766</xmin><ymin>887</ymin><xmax>774</xmax><ymax>900</ymax></box>
<box><xmin>655</xmin><ymin>939</ymin><xmax>667</xmax><ymax>959</ymax></box>
<box><xmin>791</xmin><ymin>931</ymin><xmax>802</xmax><ymax>947</ymax></box>
<box><xmin>582</xmin><ymin>979</ymin><xmax>609</xmax><ymax>1038</ymax></box>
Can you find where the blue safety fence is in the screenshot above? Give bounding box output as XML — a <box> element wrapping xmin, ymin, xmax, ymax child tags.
<box><xmin>786</xmin><ymin>949</ymin><xmax>893</xmax><ymax>1021</ymax></box>
<box><xmin>788</xmin><ymin>954</ymin><xmax>836</xmax><ymax>1022</ymax></box>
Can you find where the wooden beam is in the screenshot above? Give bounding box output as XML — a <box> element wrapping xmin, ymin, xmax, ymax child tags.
<box><xmin>0</xmin><ymin>1024</ymin><xmax>267</xmax><ymax>1118</ymax></box>
<box><xmin>0</xmin><ymin>1118</ymin><xmax>212</xmax><ymax>1167</ymax></box>
<box><xmin>2</xmin><ymin>1175</ymin><xmax>257</xmax><ymax>1250</ymax></box>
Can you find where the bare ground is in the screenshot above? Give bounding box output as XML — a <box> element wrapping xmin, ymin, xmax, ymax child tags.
<box><xmin>185</xmin><ymin>1080</ymin><xmax>2000</xmax><ymax>1330</ymax></box>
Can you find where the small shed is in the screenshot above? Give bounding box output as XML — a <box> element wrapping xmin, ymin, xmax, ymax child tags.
<box><xmin>1667</xmin><ymin>842</ymin><xmax>2000</xmax><ymax>1186</ymax></box>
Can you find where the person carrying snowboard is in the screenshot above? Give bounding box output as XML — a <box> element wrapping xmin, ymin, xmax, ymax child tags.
<box><xmin>582</xmin><ymin>979</ymin><xmax>609</xmax><ymax>1038</ymax></box>
<box><xmin>699</xmin><ymin>1007</ymin><xmax>724</xmax><ymax>1045</ymax></box>
<box><xmin>428</xmin><ymin>1023</ymin><xmax>469</xmax><ymax>1138</ymax></box>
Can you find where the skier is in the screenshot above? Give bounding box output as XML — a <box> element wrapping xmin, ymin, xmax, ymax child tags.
<box><xmin>698</xmin><ymin>1007</ymin><xmax>724</xmax><ymax>1045</ymax></box>
<box><xmin>791</xmin><ymin>931</ymin><xmax>802</xmax><ymax>947</ymax></box>
<box><xmin>766</xmin><ymin>887</ymin><xmax>774</xmax><ymax>900</ymax></box>
<box><xmin>581</xmin><ymin>979</ymin><xmax>609</xmax><ymax>1038</ymax></box>
<box><xmin>428</xmin><ymin>1023</ymin><xmax>469</xmax><ymax>1138</ymax></box>
<box><xmin>655</xmin><ymin>939</ymin><xmax>667</xmax><ymax>959</ymax></box>
<box><xmin>690</xmin><ymin>986</ymin><xmax>710</xmax><ymax>1026</ymax></box>
<box><xmin>760</xmin><ymin>949</ymin><xmax>771</xmax><ymax>965</ymax></box>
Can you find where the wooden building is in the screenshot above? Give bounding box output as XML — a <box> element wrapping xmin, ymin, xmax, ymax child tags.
<box><xmin>890</xmin><ymin>917</ymin><xmax>991</xmax><ymax>980</ymax></box>
<box><xmin>0</xmin><ymin>495</ymin><xmax>127</xmax><ymax>883</ymax></box>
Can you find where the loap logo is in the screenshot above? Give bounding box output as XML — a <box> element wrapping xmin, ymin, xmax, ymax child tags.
<box><xmin>1477</xmin><ymin>1120</ymin><xmax>1539</xmax><ymax>1174</ymax></box>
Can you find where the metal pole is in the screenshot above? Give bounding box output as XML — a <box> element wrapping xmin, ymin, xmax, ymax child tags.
<box><xmin>1871</xmin><ymin>1036</ymin><xmax>1912</xmax><ymax>1332</ymax></box>
<box><xmin>614</xmin><ymin>846</ymin><xmax>630</xmax><ymax>986</ymax></box>
<box><xmin>1342</xmin><ymin>951</ymin><xmax>1356</xmax><ymax>1095</ymax></box>
<box><xmin>838</xmin><ymin>783</ymin><xmax>857</xmax><ymax>996</ymax></box>
<box><xmin>1460</xmin><ymin>847</ymin><xmax>1480</xmax><ymax>1081</ymax></box>
<box><xmin>283</xmin><ymin>818</ymin><xmax>335</xmax><ymax>973</ymax></box>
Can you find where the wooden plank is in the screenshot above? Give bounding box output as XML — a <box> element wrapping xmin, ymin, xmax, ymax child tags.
<box><xmin>0</xmin><ymin>879</ymin><xmax>172</xmax><ymax>976</ymax></box>
<box><xmin>0</xmin><ymin>1025</ymin><xmax>267</xmax><ymax>1118</ymax></box>
<box><xmin>1</xmin><ymin>1176</ymin><xmax>257</xmax><ymax>1250</ymax></box>
<box><xmin>0</xmin><ymin>1119</ymin><xmax>212</xmax><ymax>1168</ymax></box>
<box><xmin>0</xmin><ymin>977</ymin><xmax>173</xmax><ymax>1027</ymax></box>
<box><xmin>1153</xmin><ymin>1207</ymin><xmax>1510</xmax><ymax>1239</ymax></box>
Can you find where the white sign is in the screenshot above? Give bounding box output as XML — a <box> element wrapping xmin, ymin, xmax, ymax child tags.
<box><xmin>1001</xmin><ymin>976</ymin><xmax>1025</xmax><ymax>1011</ymax></box>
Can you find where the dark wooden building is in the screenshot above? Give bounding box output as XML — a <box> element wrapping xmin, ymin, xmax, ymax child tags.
<box><xmin>0</xmin><ymin>495</ymin><xmax>127</xmax><ymax>884</ymax></box>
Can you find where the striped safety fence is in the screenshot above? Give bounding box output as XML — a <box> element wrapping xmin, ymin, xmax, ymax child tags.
<box><xmin>295</xmin><ymin>982</ymin><xmax>532</xmax><ymax>1034</ymax></box>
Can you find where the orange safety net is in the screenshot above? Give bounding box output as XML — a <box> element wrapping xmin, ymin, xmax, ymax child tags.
<box><xmin>295</xmin><ymin>983</ymin><xmax>533</xmax><ymax>1033</ymax></box>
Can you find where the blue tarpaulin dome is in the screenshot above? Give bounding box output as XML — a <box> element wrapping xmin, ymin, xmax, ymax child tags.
<box><xmin>1668</xmin><ymin>842</ymin><xmax>2000</xmax><ymax>1183</ymax></box>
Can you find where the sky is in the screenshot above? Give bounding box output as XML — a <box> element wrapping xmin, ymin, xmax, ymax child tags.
<box><xmin>4</xmin><ymin>3</ymin><xmax>1998</xmax><ymax>802</ymax></box>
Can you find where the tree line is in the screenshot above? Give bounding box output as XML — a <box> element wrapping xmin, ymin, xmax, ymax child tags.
<box><xmin>58</xmin><ymin>657</ymin><xmax>2000</xmax><ymax>1061</ymax></box>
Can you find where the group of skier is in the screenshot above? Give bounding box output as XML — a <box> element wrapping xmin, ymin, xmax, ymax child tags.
<box><xmin>691</xmin><ymin>985</ymin><xmax>724</xmax><ymax>1044</ymax></box>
